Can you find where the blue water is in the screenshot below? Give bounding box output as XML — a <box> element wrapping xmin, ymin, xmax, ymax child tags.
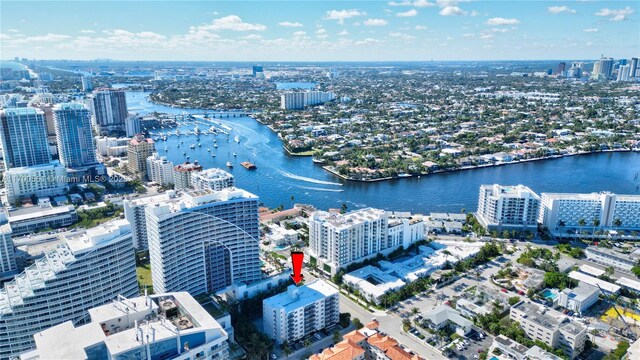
<box><xmin>541</xmin><ymin>289</ymin><xmax>558</xmax><ymax>300</ymax></box>
<box><xmin>127</xmin><ymin>91</ymin><xmax>640</xmax><ymax>214</ymax></box>
<box><xmin>275</xmin><ymin>82</ymin><xmax>317</xmax><ymax>90</ymax></box>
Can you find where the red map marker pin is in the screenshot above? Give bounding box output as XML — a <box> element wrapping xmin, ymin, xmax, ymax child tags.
<box><xmin>290</xmin><ymin>251</ymin><xmax>304</xmax><ymax>285</ymax></box>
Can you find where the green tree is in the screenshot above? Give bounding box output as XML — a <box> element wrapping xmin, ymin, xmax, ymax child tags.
<box><xmin>352</xmin><ymin>317</ymin><xmax>363</xmax><ymax>329</ymax></box>
<box><xmin>332</xmin><ymin>330</ymin><xmax>342</xmax><ymax>343</ymax></box>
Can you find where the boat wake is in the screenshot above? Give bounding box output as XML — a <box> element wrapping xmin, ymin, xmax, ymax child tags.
<box><xmin>296</xmin><ymin>186</ymin><xmax>344</xmax><ymax>193</ymax></box>
<box><xmin>278</xmin><ymin>170</ymin><xmax>342</xmax><ymax>186</ymax></box>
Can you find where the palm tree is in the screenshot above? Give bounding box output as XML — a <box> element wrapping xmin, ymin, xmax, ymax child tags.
<box><xmin>578</xmin><ymin>218</ymin><xmax>587</xmax><ymax>241</ymax></box>
<box><xmin>411</xmin><ymin>307</ymin><xmax>419</xmax><ymax>316</ymax></box>
<box><xmin>613</xmin><ymin>218</ymin><xmax>623</xmax><ymax>241</ymax></box>
<box><xmin>591</xmin><ymin>219</ymin><xmax>600</xmax><ymax>245</ymax></box>
<box><xmin>282</xmin><ymin>343</ymin><xmax>292</xmax><ymax>359</ymax></box>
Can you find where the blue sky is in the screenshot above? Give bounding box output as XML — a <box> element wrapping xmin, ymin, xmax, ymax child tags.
<box><xmin>1</xmin><ymin>1</ymin><xmax>638</xmax><ymax>61</ymax></box>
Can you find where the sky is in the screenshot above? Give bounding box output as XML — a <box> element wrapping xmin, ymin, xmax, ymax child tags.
<box><xmin>1</xmin><ymin>0</ymin><xmax>638</xmax><ymax>61</ymax></box>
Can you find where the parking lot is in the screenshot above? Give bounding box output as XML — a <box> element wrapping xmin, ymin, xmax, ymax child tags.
<box><xmin>443</xmin><ymin>330</ymin><xmax>493</xmax><ymax>360</ymax></box>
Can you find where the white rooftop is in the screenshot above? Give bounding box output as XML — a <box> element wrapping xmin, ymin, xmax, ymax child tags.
<box><xmin>578</xmin><ymin>264</ymin><xmax>605</xmax><ymax>277</ymax></box>
<box><xmin>263</xmin><ymin>280</ymin><xmax>337</xmax><ymax>312</ymax></box>
<box><xmin>343</xmin><ymin>265</ymin><xmax>405</xmax><ymax>299</ymax></box>
<box><xmin>313</xmin><ymin>208</ymin><xmax>386</xmax><ymax>230</ymax></box>
<box><xmin>0</xmin><ymin>220</ymin><xmax>131</xmax><ymax>315</ymax></box>
<box><xmin>616</xmin><ymin>277</ymin><xmax>640</xmax><ymax>292</ymax></box>
<box><xmin>7</xmin><ymin>204</ymin><xmax>75</xmax><ymax>223</ymax></box>
<box><xmin>30</xmin><ymin>292</ymin><xmax>226</xmax><ymax>359</ymax></box>
<box><xmin>568</xmin><ymin>271</ymin><xmax>621</xmax><ymax>294</ymax></box>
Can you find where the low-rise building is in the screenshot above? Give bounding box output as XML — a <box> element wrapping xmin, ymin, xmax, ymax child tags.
<box><xmin>584</xmin><ymin>246</ymin><xmax>640</xmax><ymax>272</ymax></box>
<box><xmin>7</xmin><ymin>204</ymin><xmax>78</xmax><ymax>236</ymax></box>
<box><xmin>493</xmin><ymin>335</ymin><xmax>529</xmax><ymax>360</ymax></box>
<box><xmin>568</xmin><ymin>271</ymin><xmax>620</xmax><ymax>294</ymax></box>
<box><xmin>422</xmin><ymin>305</ymin><xmax>473</xmax><ymax>336</ymax></box>
<box><xmin>21</xmin><ymin>292</ymin><xmax>230</xmax><ymax>360</ymax></box>
<box><xmin>510</xmin><ymin>300</ymin><xmax>587</xmax><ymax>359</ymax></box>
<box><xmin>309</xmin><ymin>320</ymin><xmax>427</xmax><ymax>360</ymax></box>
<box><xmin>262</xmin><ymin>280</ymin><xmax>339</xmax><ymax>344</ymax></box>
<box><xmin>343</xmin><ymin>265</ymin><xmax>406</xmax><ymax>305</ymax></box>
<box><xmin>616</xmin><ymin>277</ymin><xmax>640</xmax><ymax>295</ymax></box>
<box><xmin>265</xmin><ymin>224</ymin><xmax>298</xmax><ymax>246</ymax></box>
<box><xmin>556</xmin><ymin>283</ymin><xmax>600</xmax><ymax>314</ymax></box>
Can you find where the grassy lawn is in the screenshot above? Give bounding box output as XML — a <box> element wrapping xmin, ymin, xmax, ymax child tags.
<box><xmin>136</xmin><ymin>263</ymin><xmax>153</xmax><ymax>293</ymax></box>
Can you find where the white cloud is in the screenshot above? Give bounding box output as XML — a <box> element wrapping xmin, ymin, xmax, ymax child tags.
<box><xmin>338</xmin><ymin>29</ymin><xmax>350</xmax><ymax>36</ymax></box>
<box><xmin>583</xmin><ymin>28</ymin><xmax>599</xmax><ymax>32</ymax></box>
<box><xmin>355</xmin><ymin>38</ymin><xmax>381</xmax><ymax>45</ymax></box>
<box><xmin>491</xmin><ymin>28</ymin><xmax>511</xmax><ymax>33</ymax></box>
<box><xmin>548</xmin><ymin>6</ymin><xmax>576</xmax><ymax>15</ymax></box>
<box><xmin>325</xmin><ymin>9</ymin><xmax>366</xmax><ymax>24</ymax></box>
<box><xmin>397</xmin><ymin>9</ymin><xmax>418</xmax><ymax>17</ymax></box>
<box><xmin>388</xmin><ymin>0</ymin><xmax>435</xmax><ymax>7</ymax></box>
<box><xmin>8</xmin><ymin>29</ymin><xmax>19</xmax><ymax>33</ymax></box>
<box><xmin>198</xmin><ymin>15</ymin><xmax>267</xmax><ymax>31</ymax></box>
<box><xmin>469</xmin><ymin>10</ymin><xmax>478</xmax><ymax>16</ymax></box>
<box><xmin>79</xmin><ymin>29</ymin><xmax>95</xmax><ymax>34</ymax></box>
<box><xmin>415</xmin><ymin>25</ymin><xmax>428</xmax><ymax>30</ymax></box>
<box><xmin>389</xmin><ymin>32</ymin><xmax>416</xmax><ymax>40</ymax></box>
<box><xmin>461</xmin><ymin>33</ymin><xmax>475</xmax><ymax>37</ymax></box>
<box><xmin>293</xmin><ymin>31</ymin><xmax>307</xmax><ymax>37</ymax></box>
<box><xmin>439</xmin><ymin>6</ymin><xmax>466</xmax><ymax>16</ymax></box>
<box><xmin>486</xmin><ymin>17</ymin><xmax>520</xmax><ymax>26</ymax></box>
<box><xmin>242</xmin><ymin>34</ymin><xmax>262</xmax><ymax>40</ymax></box>
<box><xmin>279</xmin><ymin>21</ymin><xmax>303</xmax><ymax>28</ymax></box>
<box><xmin>316</xmin><ymin>28</ymin><xmax>327</xmax><ymax>34</ymax></box>
<box><xmin>364</xmin><ymin>18</ymin><xmax>388</xmax><ymax>26</ymax></box>
<box><xmin>25</xmin><ymin>33</ymin><xmax>72</xmax><ymax>42</ymax></box>
<box><xmin>480</xmin><ymin>33</ymin><xmax>494</xmax><ymax>40</ymax></box>
<box><xmin>595</xmin><ymin>7</ymin><xmax>634</xmax><ymax>21</ymax></box>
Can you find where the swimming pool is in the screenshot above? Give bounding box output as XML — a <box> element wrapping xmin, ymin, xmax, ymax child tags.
<box><xmin>541</xmin><ymin>288</ymin><xmax>558</xmax><ymax>300</ymax></box>
<box><xmin>490</xmin><ymin>357</ymin><xmax>499</xmax><ymax>360</ymax></box>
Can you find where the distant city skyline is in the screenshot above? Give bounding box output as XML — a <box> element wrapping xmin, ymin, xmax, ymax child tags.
<box><xmin>1</xmin><ymin>0</ymin><xmax>638</xmax><ymax>61</ymax></box>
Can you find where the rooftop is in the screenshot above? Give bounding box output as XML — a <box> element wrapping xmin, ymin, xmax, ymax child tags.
<box><xmin>343</xmin><ymin>265</ymin><xmax>406</xmax><ymax>299</ymax></box>
<box><xmin>0</xmin><ymin>220</ymin><xmax>131</xmax><ymax>315</ymax></box>
<box><xmin>494</xmin><ymin>335</ymin><xmax>529</xmax><ymax>355</ymax></box>
<box><xmin>511</xmin><ymin>300</ymin><xmax>585</xmax><ymax>335</ymax></box>
<box><xmin>578</xmin><ymin>264</ymin><xmax>605</xmax><ymax>277</ymax></box>
<box><xmin>561</xmin><ymin>283</ymin><xmax>600</xmax><ymax>302</ymax></box>
<box><xmin>263</xmin><ymin>280</ymin><xmax>337</xmax><ymax>312</ymax></box>
<box><xmin>7</xmin><ymin>204</ymin><xmax>76</xmax><ymax>223</ymax></box>
<box><xmin>144</xmin><ymin>187</ymin><xmax>258</xmax><ymax>218</ymax></box>
<box><xmin>616</xmin><ymin>277</ymin><xmax>640</xmax><ymax>292</ymax></box>
<box><xmin>312</xmin><ymin>208</ymin><xmax>386</xmax><ymax>230</ymax></box>
<box><xmin>568</xmin><ymin>271</ymin><xmax>621</xmax><ymax>294</ymax></box>
<box><xmin>30</xmin><ymin>292</ymin><xmax>226</xmax><ymax>358</ymax></box>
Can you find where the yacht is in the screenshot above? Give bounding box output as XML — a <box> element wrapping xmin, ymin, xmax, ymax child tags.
<box><xmin>226</xmin><ymin>161</ymin><xmax>233</xmax><ymax>168</ymax></box>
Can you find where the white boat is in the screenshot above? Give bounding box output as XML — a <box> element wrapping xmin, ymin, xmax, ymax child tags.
<box><xmin>234</xmin><ymin>135</ymin><xmax>240</xmax><ymax>143</ymax></box>
<box><xmin>198</xmin><ymin>143</ymin><xmax>201</xmax><ymax>147</ymax></box>
<box><xmin>164</xmin><ymin>147</ymin><xmax>168</xmax><ymax>151</ymax></box>
<box><xmin>233</xmin><ymin>152</ymin><xmax>237</xmax><ymax>157</ymax></box>
<box><xmin>214</xmin><ymin>144</ymin><xmax>218</xmax><ymax>148</ymax></box>
<box><xmin>207</xmin><ymin>148</ymin><xmax>211</xmax><ymax>152</ymax></box>
<box><xmin>226</xmin><ymin>161</ymin><xmax>233</xmax><ymax>168</ymax></box>
<box><xmin>190</xmin><ymin>144</ymin><xmax>195</xmax><ymax>149</ymax></box>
